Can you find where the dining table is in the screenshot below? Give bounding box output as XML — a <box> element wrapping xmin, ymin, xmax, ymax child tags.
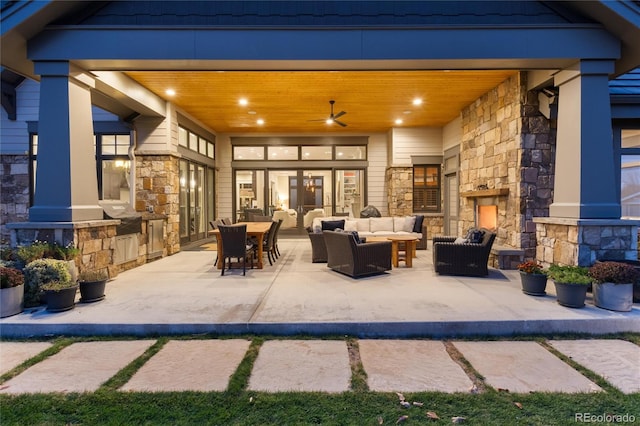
<box><xmin>209</xmin><ymin>221</ymin><xmax>273</xmax><ymax>269</ymax></box>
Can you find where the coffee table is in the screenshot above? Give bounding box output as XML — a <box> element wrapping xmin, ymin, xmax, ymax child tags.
<box><xmin>367</xmin><ymin>235</ymin><xmax>419</xmax><ymax>268</ymax></box>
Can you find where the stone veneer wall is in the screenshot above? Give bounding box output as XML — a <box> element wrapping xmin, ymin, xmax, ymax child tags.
<box><xmin>0</xmin><ymin>155</ymin><xmax>30</xmax><ymax>243</ymax></box>
<box><xmin>135</xmin><ymin>154</ymin><xmax>180</xmax><ymax>255</ymax></box>
<box><xmin>535</xmin><ymin>218</ymin><xmax>638</xmax><ymax>267</ymax></box>
<box><xmin>385</xmin><ymin>166</ymin><xmax>444</xmax><ymax>239</ymax></box>
<box><xmin>8</xmin><ymin>221</ymin><xmax>120</xmax><ymax>278</ymax></box>
<box><xmin>459</xmin><ymin>72</ymin><xmax>555</xmax><ymax>258</ymax></box>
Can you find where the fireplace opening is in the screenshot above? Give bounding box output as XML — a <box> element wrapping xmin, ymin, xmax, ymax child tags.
<box><xmin>477</xmin><ymin>205</ymin><xmax>497</xmax><ymax>231</ymax></box>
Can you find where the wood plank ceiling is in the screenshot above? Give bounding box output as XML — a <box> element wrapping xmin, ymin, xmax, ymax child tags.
<box><xmin>125</xmin><ymin>70</ymin><xmax>517</xmax><ymax>134</ymax></box>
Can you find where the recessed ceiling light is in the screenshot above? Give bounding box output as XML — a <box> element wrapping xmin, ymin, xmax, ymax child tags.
<box><xmin>412</xmin><ymin>98</ymin><xmax>423</xmax><ymax>106</ymax></box>
<box><xmin>239</xmin><ymin>98</ymin><xmax>248</xmax><ymax>106</ymax></box>
<box><xmin>165</xmin><ymin>89</ymin><xmax>176</xmax><ymax>96</ymax></box>
<box><xmin>395</xmin><ymin>119</ymin><xmax>403</xmax><ymax>125</ymax></box>
<box><xmin>257</xmin><ymin>119</ymin><xmax>264</xmax><ymax>125</ymax></box>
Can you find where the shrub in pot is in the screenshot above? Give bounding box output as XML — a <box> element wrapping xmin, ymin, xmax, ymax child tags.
<box><xmin>41</xmin><ymin>279</ymin><xmax>78</xmax><ymax>312</ymax></box>
<box><xmin>78</xmin><ymin>270</ymin><xmax>108</xmax><ymax>303</ymax></box>
<box><xmin>588</xmin><ymin>261</ymin><xmax>639</xmax><ymax>312</ymax></box>
<box><xmin>23</xmin><ymin>259</ymin><xmax>72</xmax><ymax>307</ymax></box>
<box><xmin>517</xmin><ymin>261</ymin><xmax>547</xmax><ymax>296</ymax></box>
<box><xmin>0</xmin><ymin>266</ymin><xmax>25</xmax><ymax>317</ymax></box>
<box><xmin>547</xmin><ymin>264</ymin><xmax>592</xmax><ymax>308</ymax></box>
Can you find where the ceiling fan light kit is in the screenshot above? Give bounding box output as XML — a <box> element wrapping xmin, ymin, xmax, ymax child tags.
<box><xmin>309</xmin><ymin>100</ymin><xmax>348</xmax><ymax>127</ymax></box>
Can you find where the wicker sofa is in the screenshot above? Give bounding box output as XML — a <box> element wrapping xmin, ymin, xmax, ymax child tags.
<box><xmin>308</xmin><ymin>215</ymin><xmax>426</xmax><ymax>262</ymax></box>
<box><xmin>432</xmin><ymin>228</ymin><xmax>496</xmax><ymax>277</ymax></box>
<box><xmin>323</xmin><ymin>230</ymin><xmax>392</xmax><ymax>278</ymax></box>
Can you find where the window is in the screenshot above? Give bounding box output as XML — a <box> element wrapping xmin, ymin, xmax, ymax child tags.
<box><xmin>30</xmin><ymin>132</ymin><xmax>132</xmax><ymax>203</ymax></box>
<box><xmin>413</xmin><ymin>165</ymin><xmax>441</xmax><ymax>212</ymax></box>
<box><xmin>178</xmin><ymin>125</ymin><xmax>214</xmax><ymax>159</ymax></box>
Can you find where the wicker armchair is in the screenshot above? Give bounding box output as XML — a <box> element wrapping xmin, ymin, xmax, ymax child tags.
<box><xmin>308</xmin><ymin>231</ymin><xmax>328</xmax><ymax>263</ymax></box>
<box><xmin>323</xmin><ymin>231</ymin><xmax>392</xmax><ymax>278</ymax></box>
<box><xmin>432</xmin><ymin>228</ymin><xmax>496</xmax><ymax>277</ymax></box>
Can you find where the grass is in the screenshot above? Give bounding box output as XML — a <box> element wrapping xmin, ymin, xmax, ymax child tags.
<box><xmin>1</xmin><ymin>334</ymin><xmax>639</xmax><ymax>425</ymax></box>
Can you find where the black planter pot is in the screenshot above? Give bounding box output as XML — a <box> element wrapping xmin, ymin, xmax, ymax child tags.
<box><xmin>45</xmin><ymin>285</ymin><xmax>78</xmax><ymax>312</ymax></box>
<box><xmin>554</xmin><ymin>281</ymin><xmax>589</xmax><ymax>308</ymax></box>
<box><xmin>79</xmin><ymin>280</ymin><xmax>106</xmax><ymax>303</ymax></box>
<box><xmin>520</xmin><ymin>272</ymin><xmax>547</xmax><ymax>296</ymax></box>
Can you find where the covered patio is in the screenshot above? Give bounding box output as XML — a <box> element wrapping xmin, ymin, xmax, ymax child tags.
<box><xmin>2</xmin><ymin>238</ymin><xmax>638</xmax><ymax>338</ymax></box>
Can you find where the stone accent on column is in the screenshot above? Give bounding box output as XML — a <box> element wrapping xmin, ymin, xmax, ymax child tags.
<box><xmin>0</xmin><ymin>155</ymin><xmax>30</xmax><ymax>242</ymax></box>
<box><xmin>385</xmin><ymin>166</ymin><xmax>444</xmax><ymax>240</ymax></box>
<box><xmin>386</xmin><ymin>167</ymin><xmax>413</xmax><ymax>216</ymax></box>
<box><xmin>6</xmin><ymin>221</ymin><xmax>120</xmax><ymax>278</ymax></box>
<box><xmin>459</xmin><ymin>72</ymin><xmax>555</xmax><ymax>260</ymax></box>
<box><xmin>534</xmin><ymin>218</ymin><xmax>639</xmax><ymax>267</ymax></box>
<box><xmin>135</xmin><ymin>154</ymin><xmax>180</xmax><ymax>255</ymax></box>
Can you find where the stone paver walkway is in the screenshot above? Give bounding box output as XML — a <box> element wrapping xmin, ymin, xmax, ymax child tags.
<box><xmin>1</xmin><ymin>339</ymin><xmax>637</xmax><ymax>395</ymax></box>
<box><xmin>453</xmin><ymin>341</ymin><xmax>602</xmax><ymax>393</ymax></box>
<box><xmin>248</xmin><ymin>340</ymin><xmax>351</xmax><ymax>393</ymax></box>
<box><xmin>358</xmin><ymin>340</ymin><xmax>472</xmax><ymax>393</ymax></box>
<box><xmin>548</xmin><ymin>339</ymin><xmax>640</xmax><ymax>394</ymax></box>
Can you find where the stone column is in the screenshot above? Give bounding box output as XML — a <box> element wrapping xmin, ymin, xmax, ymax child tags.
<box><xmin>29</xmin><ymin>61</ymin><xmax>103</xmax><ymax>222</ymax></box>
<box><xmin>550</xmin><ymin>60</ymin><xmax>619</xmax><ymax>219</ymax></box>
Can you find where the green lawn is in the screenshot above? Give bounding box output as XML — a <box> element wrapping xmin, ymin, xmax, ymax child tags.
<box><xmin>1</xmin><ymin>334</ymin><xmax>638</xmax><ymax>425</ymax></box>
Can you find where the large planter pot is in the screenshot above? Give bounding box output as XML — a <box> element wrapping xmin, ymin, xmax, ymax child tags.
<box><xmin>520</xmin><ymin>272</ymin><xmax>547</xmax><ymax>296</ymax></box>
<box><xmin>553</xmin><ymin>281</ymin><xmax>588</xmax><ymax>308</ymax></box>
<box><xmin>0</xmin><ymin>285</ymin><xmax>24</xmax><ymax>318</ymax></box>
<box><xmin>593</xmin><ymin>282</ymin><xmax>634</xmax><ymax>312</ymax></box>
<box><xmin>45</xmin><ymin>285</ymin><xmax>78</xmax><ymax>312</ymax></box>
<box><xmin>79</xmin><ymin>279</ymin><xmax>106</xmax><ymax>303</ymax></box>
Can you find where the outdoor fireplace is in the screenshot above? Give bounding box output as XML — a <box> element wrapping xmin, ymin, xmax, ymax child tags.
<box><xmin>461</xmin><ymin>188</ymin><xmax>509</xmax><ymax>232</ymax></box>
<box><xmin>477</xmin><ymin>204</ymin><xmax>498</xmax><ymax>231</ymax></box>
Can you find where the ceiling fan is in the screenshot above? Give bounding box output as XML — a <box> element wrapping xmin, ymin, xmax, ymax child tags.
<box><xmin>309</xmin><ymin>100</ymin><xmax>347</xmax><ymax>127</ymax></box>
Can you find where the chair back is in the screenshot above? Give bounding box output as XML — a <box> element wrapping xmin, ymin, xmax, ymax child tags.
<box><xmin>264</xmin><ymin>220</ymin><xmax>279</xmax><ymax>250</ymax></box>
<box><xmin>272</xmin><ymin>218</ymin><xmax>283</xmax><ymax>242</ymax></box>
<box><xmin>218</xmin><ymin>224</ymin><xmax>249</xmax><ymax>257</ymax></box>
<box><xmin>221</xmin><ymin>217</ymin><xmax>233</xmax><ymax>225</ymax></box>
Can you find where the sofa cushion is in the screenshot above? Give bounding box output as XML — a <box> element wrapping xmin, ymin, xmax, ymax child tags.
<box><xmin>344</xmin><ymin>220</ymin><xmax>358</xmax><ymax>232</ymax></box>
<box><xmin>355</xmin><ymin>218</ymin><xmax>370</xmax><ymax>232</ymax></box>
<box><xmin>322</xmin><ymin>219</ymin><xmax>345</xmax><ymax>231</ymax></box>
<box><xmin>454</xmin><ymin>237</ymin><xmax>469</xmax><ymax>244</ymax></box>
<box><xmin>393</xmin><ymin>216</ymin><xmax>416</xmax><ymax>232</ymax></box>
<box><xmin>370</xmin><ymin>217</ymin><xmax>394</xmax><ymax>233</ymax></box>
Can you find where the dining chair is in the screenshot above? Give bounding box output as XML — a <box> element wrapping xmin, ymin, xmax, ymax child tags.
<box><xmin>221</xmin><ymin>217</ymin><xmax>233</xmax><ymax>225</ymax></box>
<box><xmin>209</xmin><ymin>220</ymin><xmax>224</xmax><ymax>266</ymax></box>
<box><xmin>272</xmin><ymin>218</ymin><xmax>283</xmax><ymax>258</ymax></box>
<box><xmin>262</xmin><ymin>220</ymin><xmax>280</xmax><ymax>266</ymax></box>
<box><xmin>217</xmin><ymin>224</ymin><xmax>255</xmax><ymax>276</ymax></box>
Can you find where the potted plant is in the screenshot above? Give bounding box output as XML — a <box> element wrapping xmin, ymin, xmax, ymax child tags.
<box><xmin>517</xmin><ymin>260</ymin><xmax>547</xmax><ymax>296</ymax></box>
<box><xmin>588</xmin><ymin>261</ymin><xmax>639</xmax><ymax>312</ymax></box>
<box><xmin>547</xmin><ymin>264</ymin><xmax>592</xmax><ymax>308</ymax></box>
<box><xmin>41</xmin><ymin>279</ymin><xmax>78</xmax><ymax>312</ymax></box>
<box><xmin>0</xmin><ymin>266</ymin><xmax>25</xmax><ymax>317</ymax></box>
<box><xmin>78</xmin><ymin>269</ymin><xmax>108</xmax><ymax>303</ymax></box>
<box><xmin>23</xmin><ymin>258</ymin><xmax>72</xmax><ymax>307</ymax></box>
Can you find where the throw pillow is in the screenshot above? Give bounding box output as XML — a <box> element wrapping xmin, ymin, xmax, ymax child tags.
<box><xmin>321</xmin><ymin>219</ymin><xmax>345</xmax><ymax>231</ymax></box>
<box><xmin>412</xmin><ymin>215</ymin><xmax>425</xmax><ymax>233</ymax></box>
<box><xmin>454</xmin><ymin>237</ymin><xmax>469</xmax><ymax>244</ymax></box>
<box><xmin>403</xmin><ymin>216</ymin><xmax>416</xmax><ymax>232</ymax></box>
<box><xmin>468</xmin><ymin>229</ymin><xmax>485</xmax><ymax>244</ymax></box>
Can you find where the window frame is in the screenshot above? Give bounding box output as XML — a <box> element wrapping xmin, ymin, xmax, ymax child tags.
<box><xmin>412</xmin><ymin>164</ymin><xmax>442</xmax><ymax>213</ymax></box>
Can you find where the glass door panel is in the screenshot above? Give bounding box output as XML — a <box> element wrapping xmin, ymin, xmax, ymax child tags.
<box><xmin>235</xmin><ymin>170</ymin><xmax>266</xmax><ymax>221</ymax></box>
<box><xmin>335</xmin><ymin>169</ymin><xmax>363</xmax><ymax>217</ymax></box>
<box><xmin>179</xmin><ymin>160</ymin><xmax>189</xmax><ymax>242</ymax></box>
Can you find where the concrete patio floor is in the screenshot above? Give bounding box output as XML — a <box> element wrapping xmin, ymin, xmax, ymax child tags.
<box><xmin>1</xmin><ymin>238</ymin><xmax>639</xmax><ymax>338</ymax></box>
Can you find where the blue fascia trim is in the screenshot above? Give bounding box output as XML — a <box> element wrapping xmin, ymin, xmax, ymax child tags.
<box><xmin>27</xmin><ymin>25</ymin><xmax>620</xmax><ymax>62</ymax></box>
<box><xmin>1</xmin><ymin>0</ymin><xmax>53</xmax><ymax>37</ymax></box>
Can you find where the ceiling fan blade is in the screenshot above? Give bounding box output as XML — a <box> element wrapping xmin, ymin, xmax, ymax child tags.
<box><xmin>333</xmin><ymin>111</ymin><xmax>346</xmax><ymax>119</ymax></box>
<box><xmin>334</xmin><ymin>119</ymin><xmax>347</xmax><ymax>127</ymax></box>
<box><xmin>307</xmin><ymin>118</ymin><xmax>328</xmax><ymax>122</ymax></box>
